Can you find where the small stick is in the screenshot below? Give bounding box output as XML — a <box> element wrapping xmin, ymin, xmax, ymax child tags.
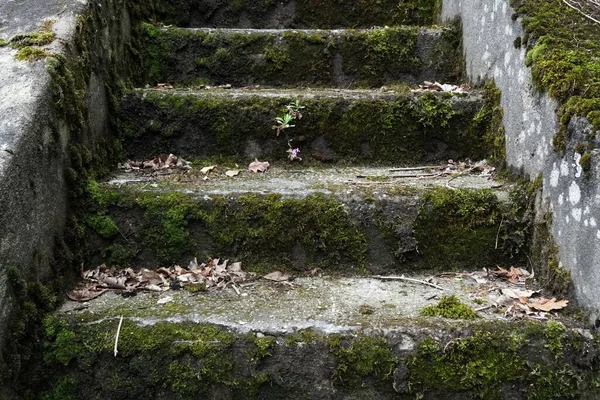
<box><xmin>232</xmin><ymin>283</ymin><xmax>241</xmax><ymax>296</ymax></box>
<box><xmin>356</xmin><ymin>173</ymin><xmax>438</xmax><ymax>179</ymax></box>
<box><xmin>388</xmin><ymin>166</ymin><xmax>440</xmax><ymax>172</ymax></box>
<box><xmin>114</xmin><ymin>316</ymin><xmax>124</xmax><ymax>357</ymax></box>
<box><xmin>371</xmin><ymin>275</ymin><xmax>446</xmax><ymax>290</ymax></box>
<box><xmin>495</xmin><ymin>216</ymin><xmax>504</xmax><ymax>249</ymax></box>
<box><xmin>475</xmin><ymin>305</ymin><xmax>494</xmax><ymax>312</ymax></box>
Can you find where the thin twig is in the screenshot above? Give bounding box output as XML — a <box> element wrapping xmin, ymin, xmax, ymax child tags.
<box><xmin>356</xmin><ymin>173</ymin><xmax>438</xmax><ymax>179</ymax></box>
<box><xmin>475</xmin><ymin>305</ymin><xmax>494</xmax><ymax>312</ymax></box>
<box><xmin>371</xmin><ymin>275</ymin><xmax>446</xmax><ymax>290</ymax></box>
<box><xmin>114</xmin><ymin>316</ymin><xmax>124</xmax><ymax>357</ymax></box>
<box><xmin>232</xmin><ymin>283</ymin><xmax>241</xmax><ymax>296</ymax></box>
<box><xmin>495</xmin><ymin>216</ymin><xmax>504</xmax><ymax>250</ymax></box>
<box><xmin>388</xmin><ymin>166</ymin><xmax>440</xmax><ymax>172</ymax></box>
<box><xmin>562</xmin><ymin>0</ymin><xmax>600</xmax><ymax>25</ymax></box>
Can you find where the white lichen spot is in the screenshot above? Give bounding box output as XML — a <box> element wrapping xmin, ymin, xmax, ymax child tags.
<box><xmin>574</xmin><ymin>152</ymin><xmax>583</xmax><ymax>178</ymax></box>
<box><xmin>585</xmin><ymin>206</ymin><xmax>591</xmax><ymax>215</ymax></box>
<box><xmin>518</xmin><ymin>68</ymin><xmax>525</xmax><ymax>85</ymax></box>
<box><xmin>591</xmin><ymin>217</ymin><xmax>597</xmax><ymax>227</ymax></box>
<box><xmin>597</xmin><ymin>230</ymin><xmax>600</xmax><ymax>240</ymax></box>
<box><xmin>561</xmin><ymin>159</ymin><xmax>569</xmax><ymax>176</ymax></box>
<box><xmin>504</xmin><ymin>52</ymin><xmax>511</xmax><ymax>67</ymax></box>
<box><xmin>550</xmin><ymin>163</ymin><xmax>560</xmax><ymax>187</ymax></box>
<box><xmin>569</xmin><ymin>181</ymin><xmax>581</xmax><ymax>205</ymax></box>
<box><xmin>572</xmin><ymin>208</ymin><xmax>582</xmax><ymax>222</ymax></box>
<box><xmin>585</xmin><ymin>219</ymin><xmax>589</xmax><ymax>227</ymax></box>
<box><xmin>558</xmin><ymin>193</ymin><xmax>564</xmax><ymax>205</ymax></box>
<box><xmin>566</xmin><ymin>215</ymin><xmax>570</xmax><ymax>224</ymax></box>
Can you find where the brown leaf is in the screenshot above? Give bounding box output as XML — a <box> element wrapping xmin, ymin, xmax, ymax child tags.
<box><xmin>67</xmin><ymin>287</ymin><xmax>108</xmax><ymax>302</ymax></box>
<box><xmin>248</xmin><ymin>159</ymin><xmax>270</xmax><ymax>173</ymax></box>
<box><xmin>530</xmin><ymin>298</ymin><xmax>568</xmax><ymax>312</ymax></box>
<box><xmin>201</xmin><ymin>165</ymin><xmax>217</xmax><ymax>174</ymax></box>
<box><xmin>501</xmin><ymin>288</ymin><xmax>537</xmax><ymax>299</ymax></box>
<box><xmin>263</xmin><ymin>271</ymin><xmax>290</xmax><ymax>282</ymax></box>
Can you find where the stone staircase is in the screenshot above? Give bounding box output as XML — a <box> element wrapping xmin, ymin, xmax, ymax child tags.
<box><xmin>37</xmin><ymin>1</ymin><xmax>600</xmax><ymax>399</ymax></box>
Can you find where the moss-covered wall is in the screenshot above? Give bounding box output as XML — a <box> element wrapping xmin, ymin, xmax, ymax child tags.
<box><xmin>153</xmin><ymin>0</ymin><xmax>441</xmax><ymax>29</ymax></box>
<box><xmin>120</xmin><ymin>90</ymin><xmax>484</xmax><ymax>164</ymax></box>
<box><xmin>137</xmin><ymin>23</ymin><xmax>461</xmax><ymax>87</ymax></box>
<box><xmin>36</xmin><ymin>316</ymin><xmax>600</xmax><ymax>399</ymax></box>
<box><xmin>0</xmin><ymin>0</ymin><xmax>159</xmax><ymax>396</ymax></box>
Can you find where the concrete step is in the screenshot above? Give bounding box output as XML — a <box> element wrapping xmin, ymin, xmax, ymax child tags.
<box><xmin>154</xmin><ymin>0</ymin><xmax>440</xmax><ymax>29</ymax></box>
<box><xmin>138</xmin><ymin>24</ymin><xmax>461</xmax><ymax>87</ymax></box>
<box><xmin>39</xmin><ymin>274</ymin><xmax>598</xmax><ymax>398</ymax></box>
<box><xmin>86</xmin><ymin>166</ymin><xmax>517</xmax><ymax>274</ymax></box>
<box><xmin>119</xmin><ymin>88</ymin><xmax>484</xmax><ymax>164</ymax></box>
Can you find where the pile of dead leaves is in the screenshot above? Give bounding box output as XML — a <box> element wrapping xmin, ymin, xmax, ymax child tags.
<box><xmin>67</xmin><ymin>258</ymin><xmax>248</xmax><ymax>302</ymax></box>
<box><xmin>412</xmin><ymin>81</ymin><xmax>470</xmax><ymax>93</ymax></box>
<box><xmin>497</xmin><ymin>287</ymin><xmax>568</xmax><ymax>321</ymax></box>
<box><xmin>466</xmin><ymin>266</ymin><xmax>569</xmax><ymax>321</ymax></box>
<box><xmin>118</xmin><ymin>153</ymin><xmax>191</xmax><ymax>173</ymax></box>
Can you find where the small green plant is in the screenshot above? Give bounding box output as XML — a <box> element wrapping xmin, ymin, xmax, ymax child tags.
<box><xmin>272</xmin><ymin>99</ymin><xmax>305</xmax><ymax>161</ymax></box>
<box><xmin>420</xmin><ymin>295</ymin><xmax>479</xmax><ymax>320</ymax></box>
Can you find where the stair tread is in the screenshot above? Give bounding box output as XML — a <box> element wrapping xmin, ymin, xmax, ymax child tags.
<box><xmin>59</xmin><ymin>273</ymin><xmax>565</xmax><ymax>334</ymax></box>
<box><xmin>106</xmin><ymin>165</ymin><xmax>504</xmax><ymax>199</ymax></box>
<box><xmin>163</xmin><ymin>26</ymin><xmax>443</xmax><ymax>34</ymax></box>
<box><xmin>135</xmin><ymin>87</ymin><xmax>478</xmax><ymax>100</ymax></box>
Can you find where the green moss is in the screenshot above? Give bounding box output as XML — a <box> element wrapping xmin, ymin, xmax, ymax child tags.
<box><xmin>0</xmin><ymin>38</ymin><xmax>7</xmax><ymax>47</ymax></box>
<box><xmin>470</xmin><ymin>81</ymin><xmax>506</xmax><ymax>169</ymax></box>
<box><xmin>15</xmin><ymin>47</ymin><xmax>51</xmax><ymax>61</ymax></box>
<box><xmin>90</xmin><ymin>188</ymin><xmax>368</xmax><ymax>270</ymax></box>
<box><xmin>155</xmin><ymin>0</ymin><xmax>440</xmax><ymax>28</ymax></box>
<box><xmin>10</xmin><ymin>30</ymin><xmax>55</xmax><ymax>47</ymax></box>
<box><xmin>414</xmin><ymin>188</ymin><xmax>503</xmax><ymax>269</ymax></box>
<box><xmin>329</xmin><ymin>335</ymin><xmax>397</xmax><ymax>388</ymax></box>
<box><xmin>121</xmin><ymin>90</ymin><xmax>484</xmax><ymax>164</ymax></box>
<box><xmin>511</xmin><ymin>0</ymin><xmax>600</xmax><ymax>153</ymax></box>
<box><xmin>420</xmin><ymin>295</ymin><xmax>479</xmax><ymax>320</ymax></box>
<box><xmin>579</xmin><ymin>151</ymin><xmax>592</xmax><ymax>173</ymax></box>
<box><xmin>544</xmin><ymin>321</ymin><xmax>567</xmax><ymax>357</ymax></box>
<box><xmin>86</xmin><ymin>214</ymin><xmax>119</xmax><ymax>238</ymax></box>
<box><xmin>531</xmin><ymin>211</ymin><xmax>574</xmax><ymax>297</ymax></box>
<box><xmin>137</xmin><ymin>23</ymin><xmax>458</xmax><ymax>87</ymax></box>
<box><xmin>100</xmin><ymin>244</ymin><xmax>135</xmax><ymax>267</ymax></box>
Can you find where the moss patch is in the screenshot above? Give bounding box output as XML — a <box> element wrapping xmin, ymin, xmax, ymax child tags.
<box><xmin>154</xmin><ymin>0</ymin><xmax>441</xmax><ymax>29</ymax></box>
<box><xmin>120</xmin><ymin>90</ymin><xmax>484</xmax><ymax>164</ymax></box>
<box><xmin>511</xmin><ymin>0</ymin><xmax>600</xmax><ymax>154</ymax></box>
<box><xmin>469</xmin><ymin>81</ymin><xmax>506</xmax><ymax>169</ymax></box>
<box><xmin>137</xmin><ymin>23</ymin><xmax>459</xmax><ymax>87</ymax></box>
<box><xmin>413</xmin><ymin>188</ymin><xmax>504</xmax><ymax>269</ymax></box>
<box><xmin>420</xmin><ymin>295</ymin><xmax>479</xmax><ymax>319</ymax></box>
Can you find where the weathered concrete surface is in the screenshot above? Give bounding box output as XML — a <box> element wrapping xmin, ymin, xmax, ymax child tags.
<box><xmin>0</xmin><ymin>0</ymin><xmax>144</xmax><ymax>393</ymax></box>
<box><xmin>35</xmin><ymin>276</ymin><xmax>600</xmax><ymax>399</ymax></box>
<box><xmin>442</xmin><ymin>0</ymin><xmax>600</xmax><ymax>318</ymax></box>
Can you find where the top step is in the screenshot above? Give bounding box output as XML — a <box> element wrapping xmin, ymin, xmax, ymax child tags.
<box><xmin>154</xmin><ymin>0</ymin><xmax>440</xmax><ymax>29</ymax></box>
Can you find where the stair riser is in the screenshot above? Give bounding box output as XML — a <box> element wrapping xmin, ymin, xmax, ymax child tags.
<box><xmin>120</xmin><ymin>91</ymin><xmax>483</xmax><ymax>164</ymax></box>
<box><xmin>139</xmin><ymin>24</ymin><xmax>461</xmax><ymax>87</ymax></box>
<box><xmin>87</xmin><ymin>187</ymin><xmax>511</xmax><ymax>273</ymax></box>
<box><xmin>155</xmin><ymin>0</ymin><xmax>440</xmax><ymax>29</ymax></box>
<box><xmin>40</xmin><ymin>317</ymin><xmax>600</xmax><ymax>399</ymax></box>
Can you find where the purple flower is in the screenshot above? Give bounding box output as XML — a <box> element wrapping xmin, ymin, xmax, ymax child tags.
<box><xmin>288</xmin><ymin>147</ymin><xmax>302</xmax><ymax>161</ymax></box>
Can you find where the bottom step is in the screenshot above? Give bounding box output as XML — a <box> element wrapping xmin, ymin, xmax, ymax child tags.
<box><xmin>39</xmin><ymin>275</ymin><xmax>597</xmax><ymax>399</ymax></box>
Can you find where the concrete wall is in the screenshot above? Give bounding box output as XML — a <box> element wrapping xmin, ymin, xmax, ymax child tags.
<box><xmin>442</xmin><ymin>0</ymin><xmax>600</xmax><ymax>318</ymax></box>
<box><xmin>0</xmin><ymin>0</ymin><xmax>142</xmax><ymax>390</ymax></box>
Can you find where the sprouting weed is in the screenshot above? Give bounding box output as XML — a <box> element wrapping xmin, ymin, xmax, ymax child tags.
<box><xmin>272</xmin><ymin>99</ymin><xmax>306</xmax><ymax>161</ymax></box>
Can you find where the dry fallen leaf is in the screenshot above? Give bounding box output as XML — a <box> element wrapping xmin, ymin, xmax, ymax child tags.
<box><xmin>201</xmin><ymin>165</ymin><xmax>217</xmax><ymax>174</ymax></box>
<box><xmin>225</xmin><ymin>170</ymin><xmax>240</xmax><ymax>177</ymax></box>
<box><xmin>529</xmin><ymin>298</ymin><xmax>569</xmax><ymax>312</ymax></box>
<box><xmin>501</xmin><ymin>288</ymin><xmax>537</xmax><ymax>300</ymax></box>
<box><xmin>248</xmin><ymin>159</ymin><xmax>270</xmax><ymax>173</ymax></box>
<box><xmin>263</xmin><ymin>271</ymin><xmax>290</xmax><ymax>282</ymax></box>
<box><xmin>67</xmin><ymin>288</ymin><xmax>108</xmax><ymax>302</ymax></box>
